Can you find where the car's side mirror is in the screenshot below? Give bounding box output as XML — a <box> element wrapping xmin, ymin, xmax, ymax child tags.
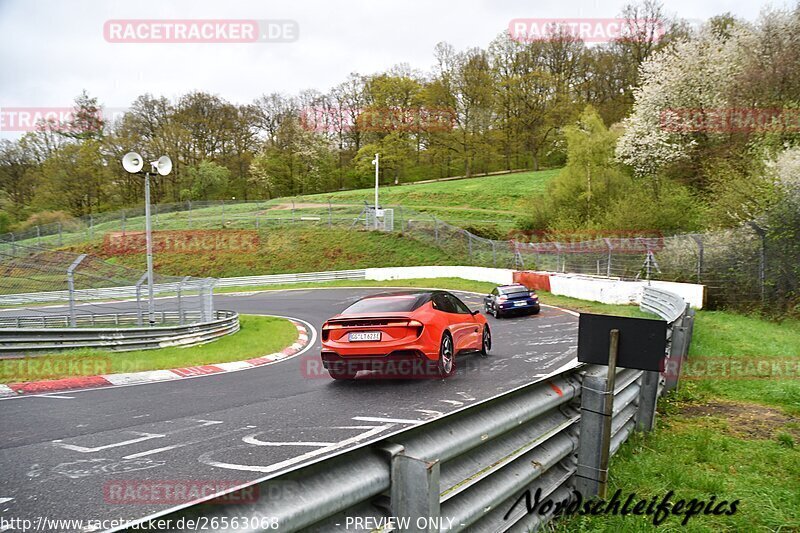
<box><xmin>472</xmin><ymin>310</ymin><xmax>480</xmax><ymax>316</ymax></box>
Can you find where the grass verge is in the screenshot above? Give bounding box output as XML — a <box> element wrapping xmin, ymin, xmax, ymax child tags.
<box><xmin>0</xmin><ymin>314</ymin><xmax>298</xmax><ymax>384</ymax></box>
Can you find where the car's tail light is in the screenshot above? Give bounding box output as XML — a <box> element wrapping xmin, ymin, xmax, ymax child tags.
<box><xmin>529</xmin><ymin>291</ymin><xmax>538</xmax><ymax>299</ymax></box>
<box><xmin>321</xmin><ymin>322</ymin><xmax>329</xmax><ymax>341</ymax></box>
<box><xmin>407</xmin><ymin>319</ymin><xmax>424</xmax><ymax>337</ymax></box>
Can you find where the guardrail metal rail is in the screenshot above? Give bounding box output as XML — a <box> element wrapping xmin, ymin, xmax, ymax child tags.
<box><xmin>111</xmin><ymin>288</ymin><xmax>694</xmax><ymax>533</ymax></box>
<box><xmin>0</xmin><ymin>310</ymin><xmax>239</xmax><ymax>352</ymax></box>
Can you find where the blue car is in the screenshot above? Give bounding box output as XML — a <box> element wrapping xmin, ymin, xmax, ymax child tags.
<box><xmin>483</xmin><ymin>284</ymin><xmax>540</xmax><ymax>318</ymax></box>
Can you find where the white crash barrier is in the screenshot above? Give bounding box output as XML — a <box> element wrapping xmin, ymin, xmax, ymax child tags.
<box><xmin>546</xmin><ymin>273</ymin><xmax>705</xmax><ymax>309</ymax></box>
<box><xmin>365</xmin><ymin>266</ymin><xmax>515</xmax><ymax>285</ymax></box>
<box><xmin>365</xmin><ymin>267</ymin><xmax>705</xmax><ymax>309</ymax></box>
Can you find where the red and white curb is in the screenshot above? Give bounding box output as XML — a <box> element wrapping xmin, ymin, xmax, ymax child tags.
<box><xmin>0</xmin><ymin>320</ymin><xmax>310</xmax><ymax>398</ymax></box>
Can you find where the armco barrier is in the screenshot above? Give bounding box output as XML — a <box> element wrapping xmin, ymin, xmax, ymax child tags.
<box><xmin>0</xmin><ymin>310</ymin><xmax>239</xmax><ymax>352</ymax></box>
<box><xmin>113</xmin><ymin>289</ymin><xmax>692</xmax><ymax>533</ymax></box>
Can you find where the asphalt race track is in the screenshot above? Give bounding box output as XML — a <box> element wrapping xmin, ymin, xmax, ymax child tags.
<box><xmin>0</xmin><ymin>288</ymin><xmax>579</xmax><ymax>531</ymax></box>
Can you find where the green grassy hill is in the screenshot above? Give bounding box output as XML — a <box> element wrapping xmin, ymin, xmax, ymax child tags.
<box><xmin>75</xmin><ymin>226</ymin><xmax>469</xmax><ymax>277</ymax></box>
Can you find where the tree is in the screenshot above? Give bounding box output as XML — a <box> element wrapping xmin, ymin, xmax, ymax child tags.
<box><xmin>185</xmin><ymin>160</ymin><xmax>230</xmax><ymax>200</ymax></box>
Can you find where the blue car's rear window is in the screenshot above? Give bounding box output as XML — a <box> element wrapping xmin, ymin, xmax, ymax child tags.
<box><xmin>343</xmin><ymin>294</ymin><xmax>428</xmax><ymax>314</ymax></box>
<box><xmin>499</xmin><ymin>286</ymin><xmax>531</xmax><ymax>297</ymax></box>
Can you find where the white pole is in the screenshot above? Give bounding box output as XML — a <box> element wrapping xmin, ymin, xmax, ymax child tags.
<box><xmin>144</xmin><ymin>172</ymin><xmax>155</xmax><ymax>325</ymax></box>
<box><xmin>374</xmin><ymin>153</ymin><xmax>379</xmax><ymax>230</ymax></box>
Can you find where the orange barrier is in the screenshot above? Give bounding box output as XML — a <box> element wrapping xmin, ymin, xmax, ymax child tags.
<box><xmin>513</xmin><ymin>271</ymin><xmax>551</xmax><ymax>292</ymax></box>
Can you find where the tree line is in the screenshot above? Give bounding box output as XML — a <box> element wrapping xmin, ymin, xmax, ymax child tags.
<box><xmin>0</xmin><ymin>1</ymin><xmax>689</xmax><ymax>230</ymax></box>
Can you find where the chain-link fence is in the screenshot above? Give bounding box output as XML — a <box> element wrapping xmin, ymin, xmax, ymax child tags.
<box><xmin>0</xmin><ymin>241</ymin><xmax>216</xmax><ymax>326</ymax></box>
<box><xmin>0</xmin><ymin>200</ymin><xmax>793</xmax><ymax>313</ymax></box>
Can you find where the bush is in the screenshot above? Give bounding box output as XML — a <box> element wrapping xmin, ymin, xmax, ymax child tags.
<box><xmin>14</xmin><ymin>210</ymin><xmax>83</xmax><ymax>233</ymax></box>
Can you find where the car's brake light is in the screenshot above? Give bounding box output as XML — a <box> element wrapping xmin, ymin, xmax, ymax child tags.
<box><xmin>407</xmin><ymin>319</ymin><xmax>424</xmax><ymax>337</ymax></box>
<box><xmin>529</xmin><ymin>291</ymin><xmax>538</xmax><ymax>298</ymax></box>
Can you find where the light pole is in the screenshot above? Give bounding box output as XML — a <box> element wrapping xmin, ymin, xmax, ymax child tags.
<box><xmin>371</xmin><ymin>153</ymin><xmax>379</xmax><ymax>229</ymax></box>
<box><xmin>122</xmin><ymin>152</ymin><xmax>173</xmax><ymax>325</ymax></box>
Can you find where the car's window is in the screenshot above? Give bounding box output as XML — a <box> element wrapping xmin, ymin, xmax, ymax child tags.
<box><xmin>432</xmin><ymin>292</ymin><xmax>456</xmax><ymax>313</ymax></box>
<box><xmin>343</xmin><ymin>294</ymin><xmax>426</xmax><ymax>314</ymax></box>
<box><xmin>491</xmin><ymin>288</ymin><xmax>499</xmax><ymax>296</ymax></box>
<box><xmin>499</xmin><ymin>285</ymin><xmax>530</xmax><ymax>298</ymax></box>
<box><xmin>445</xmin><ymin>293</ymin><xmax>472</xmax><ymax>314</ymax></box>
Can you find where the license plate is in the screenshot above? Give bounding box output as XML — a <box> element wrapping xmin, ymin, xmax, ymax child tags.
<box><xmin>348</xmin><ymin>331</ymin><xmax>381</xmax><ymax>342</ymax></box>
<box><xmin>513</xmin><ymin>301</ymin><xmax>527</xmax><ymax>307</ymax></box>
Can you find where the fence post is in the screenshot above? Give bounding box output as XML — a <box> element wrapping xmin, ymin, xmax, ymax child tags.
<box><xmin>328</xmin><ymin>199</ymin><xmax>333</xmax><ymax>228</ymax></box>
<box><xmin>66</xmin><ymin>254</ymin><xmax>88</xmax><ymax>327</ymax></box>
<box><xmin>575</xmin><ymin>363</ymin><xmax>616</xmax><ymax>499</ymax></box>
<box><xmin>202</xmin><ymin>280</ymin><xmax>215</xmax><ymax>322</ymax></box>
<box><xmin>604</xmin><ymin>238</ymin><xmax>612</xmax><ymax>277</ymax></box>
<box><xmin>221</xmin><ymin>200</ymin><xmax>225</xmax><ymax>227</ymax></box>
<box><xmin>135</xmin><ymin>272</ymin><xmax>148</xmax><ymax>326</ymax></box>
<box><xmin>154</xmin><ymin>203</ymin><xmax>159</xmax><ymax>227</ymax></box>
<box><xmin>58</xmin><ymin>222</ymin><xmax>63</xmax><ymax>246</ymax></box>
<box><xmin>691</xmin><ymin>235</ymin><xmax>703</xmax><ymax>283</ymax></box>
<box><xmin>121</xmin><ymin>211</ymin><xmax>126</xmax><ymax>236</ymax></box>
<box><xmin>467</xmin><ymin>231</ymin><xmax>473</xmax><ymax>262</ymax></box>
<box><xmin>433</xmin><ymin>216</ymin><xmax>439</xmax><ymax>244</ymax></box>
<box><xmin>89</xmin><ymin>214</ymin><xmax>93</xmax><ymax>240</ymax></box>
<box><xmin>177</xmin><ymin>276</ymin><xmax>191</xmax><ymax>325</ymax></box>
<box><xmin>10</xmin><ymin>233</ymin><xmax>15</xmax><ymax>256</ymax></box>
<box><xmin>188</xmin><ymin>201</ymin><xmax>193</xmax><ymax>229</ymax></box>
<box><xmin>36</xmin><ymin>225</ymin><xmax>41</xmax><ymax>247</ymax></box>
<box><xmin>635</xmin><ymin>371</ymin><xmax>660</xmax><ymax>431</ymax></box>
<box><xmin>491</xmin><ymin>240</ymin><xmax>497</xmax><ymax>267</ymax></box>
<box><xmin>383</xmin><ymin>443</ymin><xmax>441</xmax><ymax>533</ymax></box>
<box><xmin>664</xmin><ymin>311</ymin><xmax>689</xmax><ymax>391</ymax></box>
<box><xmin>398</xmin><ymin>205</ymin><xmax>404</xmax><ymax>233</ymax></box>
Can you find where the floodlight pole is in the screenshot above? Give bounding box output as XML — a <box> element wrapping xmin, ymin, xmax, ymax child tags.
<box><xmin>373</xmin><ymin>153</ymin><xmax>379</xmax><ymax>230</ymax></box>
<box><xmin>144</xmin><ymin>172</ymin><xmax>155</xmax><ymax>325</ymax></box>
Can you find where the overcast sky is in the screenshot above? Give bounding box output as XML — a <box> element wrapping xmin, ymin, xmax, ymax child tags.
<box><xmin>0</xmin><ymin>0</ymin><xmax>785</xmax><ymax>135</ymax></box>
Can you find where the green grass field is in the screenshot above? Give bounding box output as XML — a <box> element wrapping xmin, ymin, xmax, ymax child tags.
<box><xmin>72</xmin><ymin>226</ymin><xmax>470</xmax><ymax>277</ymax></box>
<box><xmin>0</xmin><ymin>315</ymin><xmax>297</xmax><ymax>383</ymax></box>
<box><xmin>5</xmin><ymin>169</ymin><xmax>556</xmax><ymax>251</ymax></box>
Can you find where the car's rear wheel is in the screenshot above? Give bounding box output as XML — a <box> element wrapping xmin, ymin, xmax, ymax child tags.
<box><xmin>480</xmin><ymin>325</ymin><xmax>491</xmax><ymax>355</ymax></box>
<box><xmin>328</xmin><ymin>366</ymin><xmax>357</xmax><ymax>380</ymax></box>
<box><xmin>437</xmin><ymin>332</ymin><xmax>455</xmax><ymax>378</ymax></box>
<box><xmin>492</xmin><ymin>306</ymin><xmax>501</xmax><ymax>318</ymax></box>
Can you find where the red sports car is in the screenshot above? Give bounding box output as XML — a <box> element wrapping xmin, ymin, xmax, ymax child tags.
<box><xmin>320</xmin><ymin>290</ymin><xmax>491</xmax><ymax>379</ymax></box>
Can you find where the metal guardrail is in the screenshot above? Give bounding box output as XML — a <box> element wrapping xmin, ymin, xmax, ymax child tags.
<box><xmin>640</xmin><ymin>285</ymin><xmax>695</xmax><ymax>392</ymax></box>
<box><xmin>0</xmin><ymin>271</ymin><xmax>366</xmax><ymax>306</ymax></box>
<box><xmin>0</xmin><ymin>310</ymin><xmax>207</xmax><ymax>329</ymax></box>
<box><xmin>640</xmin><ymin>285</ymin><xmax>686</xmax><ymax>323</ymax></box>
<box><xmin>114</xmin><ymin>289</ymin><xmax>693</xmax><ymax>533</ymax></box>
<box><xmin>215</xmin><ymin>269</ymin><xmax>367</xmax><ymax>288</ymax></box>
<box><xmin>0</xmin><ymin>310</ymin><xmax>239</xmax><ymax>352</ymax></box>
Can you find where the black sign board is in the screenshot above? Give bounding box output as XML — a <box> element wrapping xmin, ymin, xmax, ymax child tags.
<box><xmin>577</xmin><ymin>313</ymin><xmax>667</xmax><ymax>372</ymax></box>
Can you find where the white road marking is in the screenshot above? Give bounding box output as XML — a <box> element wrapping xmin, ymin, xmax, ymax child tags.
<box><xmin>200</xmin><ymin>425</ymin><xmax>393</xmax><ymax>474</ymax></box>
<box><xmin>52</xmin><ymin>432</ymin><xmax>164</xmax><ymax>453</ymax></box>
<box><xmin>415</xmin><ymin>409</ymin><xmax>444</xmax><ymax>418</ymax></box>
<box><xmin>122</xmin><ymin>445</ymin><xmax>184</xmax><ymax>459</ymax></box>
<box><xmin>32</xmin><ymin>394</ymin><xmax>74</xmax><ymax>399</ymax></box>
<box><xmin>456</xmin><ymin>392</ymin><xmax>476</xmax><ymax>401</ymax></box>
<box><xmin>242</xmin><ymin>435</ymin><xmax>335</xmax><ymax>447</ymax></box>
<box><xmin>352</xmin><ymin>416</ymin><xmax>421</xmax><ymax>424</ymax></box>
<box><xmin>0</xmin><ymin>498</ymin><xmax>13</xmax><ymax>504</ymax></box>
<box><xmin>0</xmin><ymin>385</ymin><xmax>16</xmax><ymax>397</ymax></box>
<box><xmin>440</xmin><ymin>400</ymin><xmax>464</xmax><ymax>406</ymax></box>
